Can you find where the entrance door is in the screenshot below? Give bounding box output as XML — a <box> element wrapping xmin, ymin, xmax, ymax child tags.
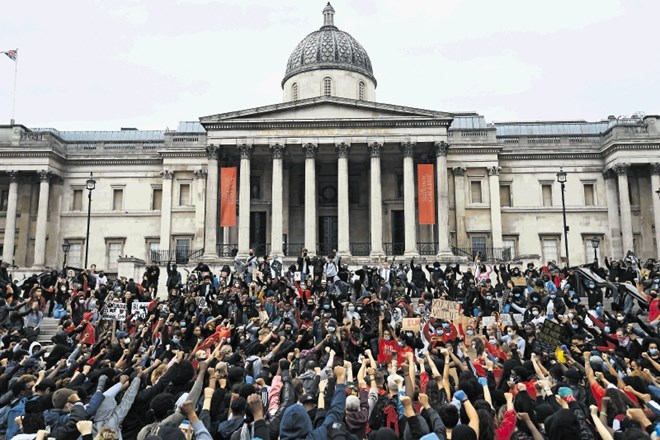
<box><xmin>391</xmin><ymin>210</ymin><xmax>405</xmax><ymax>255</ymax></box>
<box><xmin>318</xmin><ymin>216</ymin><xmax>338</xmax><ymax>256</ymax></box>
<box><xmin>250</xmin><ymin>212</ymin><xmax>267</xmax><ymax>256</ymax></box>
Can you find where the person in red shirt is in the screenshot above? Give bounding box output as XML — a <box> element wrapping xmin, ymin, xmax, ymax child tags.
<box><xmin>377</xmin><ymin>328</ymin><xmax>399</xmax><ymax>364</ymax></box>
<box><xmin>647</xmin><ymin>288</ymin><xmax>660</xmax><ymax>328</ymax></box>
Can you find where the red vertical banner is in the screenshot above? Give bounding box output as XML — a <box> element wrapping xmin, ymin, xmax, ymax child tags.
<box><xmin>220</xmin><ymin>167</ymin><xmax>237</xmax><ymax>227</ymax></box>
<box><xmin>417</xmin><ymin>164</ymin><xmax>435</xmax><ymax>224</ymax></box>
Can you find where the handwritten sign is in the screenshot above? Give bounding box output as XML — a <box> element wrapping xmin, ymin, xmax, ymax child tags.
<box><xmin>532</xmin><ymin>320</ymin><xmax>562</xmax><ymax>355</ymax></box>
<box><xmin>131</xmin><ymin>302</ymin><xmax>150</xmax><ymax>319</ymax></box>
<box><xmin>103</xmin><ymin>302</ymin><xmax>126</xmax><ymax>321</ymax></box>
<box><xmin>402</xmin><ymin>318</ymin><xmax>421</xmax><ymax>332</ymax></box>
<box><xmin>431</xmin><ymin>299</ymin><xmax>460</xmax><ymax>321</ymax></box>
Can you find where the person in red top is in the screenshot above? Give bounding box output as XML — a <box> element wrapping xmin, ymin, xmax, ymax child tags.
<box><xmin>647</xmin><ymin>288</ymin><xmax>660</xmax><ymax>328</ymax></box>
<box><xmin>377</xmin><ymin>328</ymin><xmax>399</xmax><ymax>365</ymax></box>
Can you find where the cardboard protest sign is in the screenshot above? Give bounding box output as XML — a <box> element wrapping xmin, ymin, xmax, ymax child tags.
<box><xmin>131</xmin><ymin>302</ymin><xmax>150</xmax><ymax>319</ymax></box>
<box><xmin>431</xmin><ymin>299</ymin><xmax>460</xmax><ymax>321</ymax></box>
<box><xmin>103</xmin><ymin>302</ymin><xmax>126</xmax><ymax>321</ymax></box>
<box><xmin>402</xmin><ymin>318</ymin><xmax>421</xmax><ymax>332</ymax></box>
<box><xmin>532</xmin><ymin>319</ymin><xmax>563</xmax><ymax>355</ymax></box>
<box><xmin>259</xmin><ymin>311</ymin><xmax>269</xmax><ymax>323</ymax></box>
<box><xmin>481</xmin><ymin>316</ymin><xmax>496</xmax><ymax>329</ymax></box>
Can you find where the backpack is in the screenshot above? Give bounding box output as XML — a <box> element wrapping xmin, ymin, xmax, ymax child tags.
<box><xmin>0</xmin><ymin>395</ymin><xmax>35</xmax><ymax>438</ymax></box>
<box><xmin>327</xmin><ymin>421</ymin><xmax>351</xmax><ymax>439</ymax></box>
<box><xmin>368</xmin><ymin>394</ymin><xmax>399</xmax><ymax>435</ymax></box>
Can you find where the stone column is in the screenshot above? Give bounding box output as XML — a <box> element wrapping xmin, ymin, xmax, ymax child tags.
<box><xmin>488</xmin><ymin>166</ymin><xmax>503</xmax><ymax>248</ymax></box>
<box><xmin>453</xmin><ymin>167</ymin><xmax>467</xmax><ymax>246</ymax></box>
<box><xmin>237</xmin><ymin>143</ymin><xmax>253</xmax><ymax>256</ymax></box>
<box><xmin>2</xmin><ymin>172</ymin><xmax>18</xmax><ymax>264</ymax></box>
<box><xmin>33</xmin><ymin>170</ymin><xmax>51</xmax><ymax>268</ymax></box>
<box><xmin>201</xmin><ymin>145</ymin><xmax>220</xmax><ymax>260</ymax></box>
<box><xmin>193</xmin><ymin>169</ymin><xmax>207</xmax><ymax>251</ymax></box>
<box><xmin>614</xmin><ymin>163</ymin><xmax>634</xmax><ymax>254</ymax></box>
<box><xmin>336</xmin><ymin>142</ymin><xmax>351</xmax><ymax>256</ymax></box>
<box><xmin>303</xmin><ymin>143</ymin><xmax>318</xmax><ymax>255</ymax></box>
<box><xmin>159</xmin><ymin>170</ymin><xmax>174</xmax><ymax>253</ymax></box>
<box><xmin>368</xmin><ymin>142</ymin><xmax>384</xmax><ymax>257</ymax></box>
<box><xmin>401</xmin><ymin>141</ymin><xmax>419</xmax><ymax>256</ymax></box>
<box><xmin>603</xmin><ymin>170</ymin><xmax>623</xmax><ymax>258</ymax></box>
<box><xmin>270</xmin><ymin>143</ymin><xmax>285</xmax><ymax>256</ymax></box>
<box><xmin>651</xmin><ymin>164</ymin><xmax>660</xmax><ymax>258</ymax></box>
<box><xmin>435</xmin><ymin>142</ymin><xmax>452</xmax><ymax>257</ymax></box>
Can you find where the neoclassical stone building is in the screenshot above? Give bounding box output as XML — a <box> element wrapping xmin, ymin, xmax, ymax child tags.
<box><xmin>0</xmin><ymin>3</ymin><xmax>659</xmax><ymax>280</ymax></box>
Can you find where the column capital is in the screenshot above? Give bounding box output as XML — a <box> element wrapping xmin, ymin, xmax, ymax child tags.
<box><xmin>400</xmin><ymin>141</ymin><xmax>416</xmax><ymax>157</ymax></box>
<box><xmin>487</xmin><ymin>166</ymin><xmax>501</xmax><ymax>176</ymax></box>
<box><xmin>335</xmin><ymin>142</ymin><xmax>351</xmax><ymax>158</ymax></box>
<box><xmin>452</xmin><ymin>167</ymin><xmax>466</xmax><ymax>176</ymax></box>
<box><xmin>38</xmin><ymin>170</ymin><xmax>51</xmax><ymax>182</ymax></box>
<box><xmin>434</xmin><ymin>141</ymin><xmax>450</xmax><ymax>157</ymax></box>
<box><xmin>193</xmin><ymin>169</ymin><xmax>208</xmax><ymax>179</ymax></box>
<box><xmin>160</xmin><ymin>170</ymin><xmax>174</xmax><ymax>180</ymax></box>
<box><xmin>205</xmin><ymin>144</ymin><xmax>221</xmax><ymax>160</ymax></box>
<box><xmin>238</xmin><ymin>143</ymin><xmax>253</xmax><ymax>160</ymax></box>
<box><xmin>602</xmin><ymin>169</ymin><xmax>616</xmax><ymax>180</ymax></box>
<box><xmin>270</xmin><ymin>143</ymin><xmax>286</xmax><ymax>159</ymax></box>
<box><xmin>303</xmin><ymin>142</ymin><xmax>318</xmax><ymax>158</ymax></box>
<box><xmin>368</xmin><ymin>142</ymin><xmax>383</xmax><ymax>158</ymax></box>
<box><xmin>7</xmin><ymin>171</ymin><xmax>18</xmax><ymax>182</ymax></box>
<box><xmin>651</xmin><ymin>163</ymin><xmax>660</xmax><ymax>176</ymax></box>
<box><xmin>613</xmin><ymin>163</ymin><xmax>630</xmax><ymax>176</ymax></box>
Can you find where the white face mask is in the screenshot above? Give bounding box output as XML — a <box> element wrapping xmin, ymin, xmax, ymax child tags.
<box><xmin>123</xmin><ymin>337</ymin><xmax>130</xmax><ymax>344</ymax></box>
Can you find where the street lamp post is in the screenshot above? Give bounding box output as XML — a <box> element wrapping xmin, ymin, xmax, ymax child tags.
<box><xmin>84</xmin><ymin>173</ymin><xmax>96</xmax><ymax>269</ymax></box>
<box><xmin>62</xmin><ymin>241</ymin><xmax>70</xmax><ymax>270</ymax></box>
<box><xmin>591</xmin><ymin>236</ymin><xmax>600</xmax><ymax>263</ymax></box>
<box><xmin>556</xmin><ymin>168</ymin><xmax>570</xmax><ymax>267</ymax></box>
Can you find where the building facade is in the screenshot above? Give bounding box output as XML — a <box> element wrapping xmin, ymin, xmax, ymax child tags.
<box><xmin>1</xmin><ymin>4</ymin><xmax>659</xmax><ymax>277</ymax></box>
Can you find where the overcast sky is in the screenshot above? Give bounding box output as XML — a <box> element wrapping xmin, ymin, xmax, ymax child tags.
<box><xmin>1</xmin><ymin>0</ymin><xmax>658</xmax><ymax>131</ymax></box>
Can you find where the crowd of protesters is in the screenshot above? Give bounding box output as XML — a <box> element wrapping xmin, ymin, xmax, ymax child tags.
<box><xmin>1</xmin><ymin>246</ymin><xmax>660</xmax><ymax>440</ymax></box>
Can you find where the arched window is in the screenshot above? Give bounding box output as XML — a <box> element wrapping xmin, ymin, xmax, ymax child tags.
<box><xmin>323</xmin><ymin>77</ymin><xmax>332</xmax><ymax>97</ymax></box>
<box><xmin>358</xmin><ymin>81</ymin><xmax>365</xmax><ymax>100</ymax></box>
<box><xmin>292</xmin><ymin>83</ymin><xmax>299</xmax><ymax>101</ymax></box>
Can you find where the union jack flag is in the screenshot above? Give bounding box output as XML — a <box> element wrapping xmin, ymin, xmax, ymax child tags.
<box><xmin>2</xmin><ymin>50</ymin><xmax>17</xmax><ymax>61</ymax></box>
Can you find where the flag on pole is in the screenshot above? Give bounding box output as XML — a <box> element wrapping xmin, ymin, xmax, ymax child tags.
<box><xmin>1</xmin><ymin>49</ymin><xmax>17</xmax><ymax>61</ymax></box>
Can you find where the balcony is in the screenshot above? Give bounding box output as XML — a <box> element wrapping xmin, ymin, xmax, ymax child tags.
<box><xmin>150</xmin><ymin>248</ymin><xmax>204</xmax><ymax>265</ymax></box>
<box><xmin>451</xmin><ymin>246</ymin><xmax>512</xmax><ymax>262</ymax></box>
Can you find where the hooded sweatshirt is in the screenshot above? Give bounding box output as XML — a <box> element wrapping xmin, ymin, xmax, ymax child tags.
<box><xmin>280</xmin><ymin>384</ymin><xmax>347</xmax><ymax>440</ymax></box>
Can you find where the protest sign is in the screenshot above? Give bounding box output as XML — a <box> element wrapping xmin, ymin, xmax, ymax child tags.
<box><xmin>197</xmin><ymin>297</ymin><xmax>208</xmax><ymax>309</ymax></box>
<box><xmin>431</xmin><ymin>299</ymin><xmax>460</xmax><ymax>321</ymax></box>
<box><xmin>259</xmin><ymin>311</ymin><xmax>269</xmax><ymax>323</ymax></box>
<box><xmin>402</xmin><ymin>318</ymin><xmax>421</xmax><ymax>332</ymax></box>
<box><xmin>481</xmin><ymin>316</ymin><xmax>496</xmax><ymax>329</ymax></box>
<box><xmin>532</xmin><ymin>320</ymin><xmax>562</xmax><ymax>355</ymax></box>
<box><xmin>131</xmin><ymin>302</ymin><xmax>150</xmax><ymax>319</ymax></box>
<box><xmin>103</xmin><ymin>302</ymin><xmax>126</xmax><ymax>321</ymax></box>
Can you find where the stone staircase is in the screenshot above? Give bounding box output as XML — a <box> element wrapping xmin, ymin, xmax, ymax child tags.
<box><xmin>38</xmin><ymin>317</ymin><xmax>60</xmax><ymax>346</ymax></box>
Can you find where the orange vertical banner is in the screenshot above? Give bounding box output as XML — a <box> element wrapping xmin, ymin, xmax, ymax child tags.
<box><xmin>220</xmin><ymin>167</ymin><xmax>237</xmax><ymax>227</ymax></box>
<box><xmin>417</xmin><ymin>164</ymin><xmax>435</xmax><ymax>224</ymax></box>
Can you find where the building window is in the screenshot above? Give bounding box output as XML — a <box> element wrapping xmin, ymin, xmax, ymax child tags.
<box><xmin>0</xmin><ymin>189</ymin><xmax>8</xmax><ymax>211</ymax></box>
<box><xmin>152</xmin><ymin>188</ymin><xmax>162</xmax><ymax>210</ymax></box>
<box><xmin>323</xmin><ymin>77</ymin><xmax>332</xmax><ymax>97</ymax></box>
<box><xmin>112</xmin><ymin>189</ymin><xmax>123</xmax><ymax>211</ymax></box>
<box><xmin>250</xmin><ymin>176</ymin><xmax>261</xmax><ymax>200</ymax></box>
<box><xmin>396</xmin><ymin>174</ymin><xmax>404</xmax><ymax>198</ymax></box>
<box><xmin>358</xmin><ymin>81</ymin><xmax>365</xmax><ymax>100</ymax></box>
<box><xmin>174</xmin><ymin>237</ymin><xmax>191</xmax><ymax>262</ymax></box>
<box><xmin>146</xmin><ymin>239</ymin><xmax>160</xmax><ymax>261</ymax></box>
<box><xmin>106</xmin><ymin>240</ymin><xmax>124</xmax><ymax>271</ymax></box>
<box><xmin>72</xmin><ymin>189</ymin><xmax>83</xmax><ymax>211</ymax></box>
<box><xmin>179</xmin><ymin>183</ymin><xmax>191</xmax><ymax>206</ymax></box>
<box><xmin>470</xmin><ymin>180</ymin><xmax>483</xmax><ymax>204</ymax></box>
<box><xmin>471</xmin><ymin>236</ymin><xmax>487</xmax><ymax>257</ymax></box>
<box><xmin>499</xmin><ymin>184</ymin><xmax>512</xmax><ymax>207</ymax></box>
<box><xmin>541</xmin><ymin>237</ymin><xmax>559</xmax><ymax>264</ymax></box>
<box><xmin>502</xmin><ymin>236</ymin><xmax>517</xmax><ymax>259</ymax></box>
<box><xmin>292</xmin><ymin>83</ymin><xmax>299</xmax><ymax>101</ymax></box>
<box><xmin>541</xmin><ymin>184</ymin><xmax>553</xmax><ymax>207</ymax></box>
<box><xmin>66</xmin><ymin>240</ymin><xmax>83</xmax><ymax>268</ymax></box>
<box><xmin>583</xmin><ymin>183</ymin><xmax>595</xmax><ymax>206</ymax></box>
<box><xmin>583</xmin><ymin>238</ymin><xmax>600</xmax><ymax>264</ymax></box>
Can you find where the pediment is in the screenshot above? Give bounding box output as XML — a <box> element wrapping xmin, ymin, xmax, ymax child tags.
<box><xmin>200</xmin><ymin>96</ymin><xmax>453</xmax><ymax>126</ymax></box>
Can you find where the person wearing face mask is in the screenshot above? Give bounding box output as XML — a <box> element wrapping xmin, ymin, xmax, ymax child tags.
<box><xmin>542</xmin><ymin>288</ymin><xmax>567</xmax><ymax>316</ymax></box>
<box><xmin>377</xmin><ymin>328</ymin><xmax>399</xmax><ymax>364</ymax></box>
<box><xmin>345</xmin><ymin>303</ymin><xmax>359</xmax><ymax>321</ymax></box>
<box><xmin>480</xmin><ymin>284</ymin><xmax>499</xmax><ymax>316</ymax></box>
<box><xmin>613</xmin><ymin>328</ymin><xmax>642</xmax><ymax>359</ymax></box>
<box><xmin>526</xmin><ymin>305</ymin><xmax>544</xmax><ymax>325</ymax></box>
<box><xmin>501</xmin><ymin>325</ymin><xmax>525</xmax><ymax>358</ymax></box>
<box><xmin>640</xmin><ymin>339</ymin><xmax>660</xmax><ymax>375</ymax></box>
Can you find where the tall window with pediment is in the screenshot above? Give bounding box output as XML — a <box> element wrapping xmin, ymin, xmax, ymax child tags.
<box><xmin>323</xmin><ymin>77</ymin><xmax>332</xmax><ymax>97</ymax></box>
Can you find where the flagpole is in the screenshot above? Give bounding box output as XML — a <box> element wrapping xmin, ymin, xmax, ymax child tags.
<box><xmin>10</xmin><ymin>48</ymin><xmax>17</xmax><ymax>125</ymax></box>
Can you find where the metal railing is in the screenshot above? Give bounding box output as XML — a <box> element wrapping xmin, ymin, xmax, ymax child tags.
<box><xmin>285</xmin><ymin>242</ymin><xmax>305</xmax><ymax>257</ymax></box>
<box><xmin>418</xmin><ymin>242</ymin><xmax>438</xmax><ymax>256</ymax></box>
<box><xmin>350</xmin><ymin>242</ymin><xmax>371</xmax><ymax>256</ymax></box>
<box><xmin>451</xmin><ymin>246</ymin><xmax>512</xmax><ymax>262</ymax></box>
<box><xmin>150</xmin><ymin>249</ymin><xmax>204</xmax><ymax>265</ymax></box>
<box><xmin>317</xmin><ymin>243</ymin><xmax>335</xmax><ymax>257</ymax></box>
<box><xmin>383</xmin><ymin>242</ymin><xmax>405</xmax><ymax>256</ymax></box>
<box><xmin>250</xmin><ymin>243</ymin><xmax>271</xmax><ymax>257</ymax></box>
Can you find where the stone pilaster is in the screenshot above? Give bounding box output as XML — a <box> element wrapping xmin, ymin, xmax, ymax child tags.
<box><xmin>336</xmin><ymin>142</ymin><xmax>351</xmax><ymax>256</ymax></box>
<box><xmin>400</xmin><ymin>142</ymin><xmax>418</xmax><ymax>256</ymax></box>
<box><xmin>193</xmin><ymin>169</ymin><xmax>207</xmax><ymax>252</ymax></box>
<box><xmin>434</xmin><ymin>142</ymin><xmax>452</xmax><ymax>257</ymax></box>
<box><xmin>2</xmin><ymin>172</ymin><xmax>18</xmax><ymax>264</ymax></box>
<box><xmin>303</xmin><ymin>143</ymin><xmax>318</xmax><ymax>255</ymax></box>
<box><xmin>603</xmin><ymin>170</ymin><xmax>623</xmax><ymax>258</ymax></box>
<box><xmin>237</xmin><ymin>143</ymin><xmax>253</xmax><ymax>256</ymax></box>
<box><xmin>487</xmin><ymin>166</ymin><xmax>503</xmax><ymax>249</ymax></box>
<box><xmin>33</xmin><ymin>170</ymin><xmax>51</xmax><ymax>268</ymax></box>
<box><xmin>453</xmin><ymin>167</ymin><xmax>467</xmax><ymax>247</ymax></box>
<box><xmin>201</xmin><ymin>145</ymin><xmax>220</xmax><ymax>260</ymax></box>
<box><xmin>270</xmin><ymin>144</ymin><xmax>285</xmax><ymax>256</ymax></box>
<box><xmin>651</xmin><ymin>164</ymin><xmax>660</xmax><ymax>258</ymax></box>
<box><xmin>368</xmin><ymin>142</ymin><xmax>384</xmax><ymax>256</ymax></box>
<box><xmin>613</xmin><ymin>163</ymin><xmax>634</xmax><ymax>255</ymax></box>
